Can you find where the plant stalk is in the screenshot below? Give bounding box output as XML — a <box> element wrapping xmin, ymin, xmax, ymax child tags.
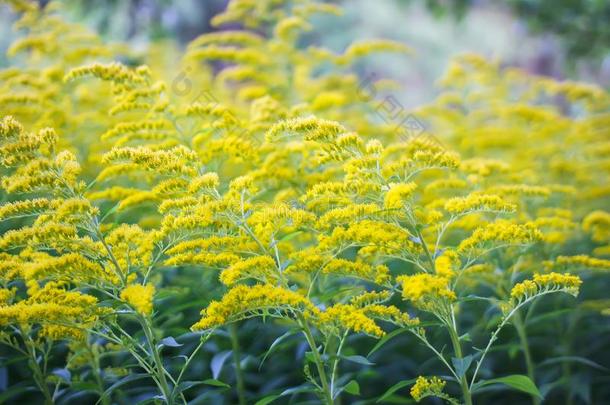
<box><xmin>448</xmin><ymin>323</ymin><xmax>473</xmax><ymax>405</ymax></box>
<box><xmin>229</xmin><ymin>324</ymin><xmax>247</xmax><ymax>405</ymax></box>
<box><xmin>24</xmin><ymin>337</ymin><xmax>53</xmax><ymax>405</ymax></box>
<box><xmin>513</xmin><ymin>312</ymin><xmax>540</xmax><ymax>405</ymax></box>
<box><xmin>299</xmin><ymin>316</ymin><xmax>333</xmax><ymax>405</ymax></box>
<box><xmin>140</xmin><ymin>316</ymin><xmax>174</xmax><ymax>404</ymax></box>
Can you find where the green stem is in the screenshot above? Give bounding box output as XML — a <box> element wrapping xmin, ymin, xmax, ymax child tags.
<box><xmin>229</xmin><ymin>324</ymin><xmax>247</xmax><ymax>405</ymax></box>
<box><xmin>89</xmin><ymin>344</ymin><xmax>110</xmax><ymax>405</ymax></box>
<box><xmin>415</xmin><ymin>228</ymin><xmax>436</xmax><ymax>271</ymax></box>
<box><xmin>299</xmin><ymin>316</ymin><xmax>333</xmax><ymax>405</ymax></box>
<box><xmin>174</xmin><ymin>335</ymin><xmax>208</xmax><ymax>393</ymax></box>
<box><xmin>513</xmin><ymin>312</ymin><xmax>540</xmax><ymax>405</ymax></box>
<box><xmin>140</xmin><ymin>316</ymin><xmax>174</xmax><ymax>404</ymax></box>
<box><xmin>329</xmin><ymin>331</ymin><xmax>348</xmax><ymax>399</ymax></box>
<box><xmin>470</xmin><ymin>288</ymin><xmax>562</xmax><ymax>391</ymax></box>
<box><xmin>448</xmin><ymin>315</ymin><xmax>473</xmax><ymax>405</ymax></box>
<box><xmin>24</xmin><ymin>337</ymin><xmax>53</xmax><ymax>405</ymax></box>
<box><xmin>562</xmin><ymin>312</ymin><xmax>579</xmax><ymax>405</ymax></box>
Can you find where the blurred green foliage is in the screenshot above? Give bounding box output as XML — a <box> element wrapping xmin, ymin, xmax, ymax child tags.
<box><xmin>400</xmin><ymin>0</ymin><xmax>610</xmax><ymax>62</ymax></box>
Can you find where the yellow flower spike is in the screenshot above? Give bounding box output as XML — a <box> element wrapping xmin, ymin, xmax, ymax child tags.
<box><xmin>434</xmin><ymin>250</ymin><xmax>460</xmax><ymax>279</ymax></box>
<box><xmin>397</xmin><ymin>274</ymin><xmax>456</xmax><ymax>306</ymax></box>
<box><xmin>444</xmin><ymin>193</ymin><xmax>516</xmax><ymax>215</ymax></box>
<box><xmin>508</xmin><ymin>272</ymin><xmax>581</xmax><ymax>310</ymax></box>
<box><xmin>337</xmin><ymin>40</ymin><xmax>412</xmax><ymax>65</ymax></box>
<box><xmin>318</xmin><ymin>304</ymin><xmax>384</xmax><ymax>337</ymax></box>
<box><xmin>349</xmin><ymin>291</ymin><xmax>393</xmax><ymax>308</ymax></box>
<box><xmin>0</xmin><ymin>198</ymin><xmax>59</xmax><ymax>221</ymax></box>
<box><xmin>0</xmin><ymin>281</ymin><xmax>103</xmax><ymax>337</ymax></box>
<box><xmin>548</xmin><ymin>255</ymin><xmax>610</xmax><ymax>272</ymax></box>
<box><xmin>457</xmin><ymin>221</ymin><xmax>542</xmax><ymax>254</ymax></box>
<box><xmin>219</xmin><ymin>256</ymin><xmax>278</xmax><ymax>286</ymax></box>
<box><xmin>316</xmin><ymin>204</ymin><xmax>380</xmax><ymax>229</ymax></box>
<box><xmin>102</xmin><ymin>145</ymin><xmax>198</xmax><ymax>176</ymax></box>
<box><xmin>188</xmin><ymin>173</ymin><xmax>220</xmax><ymax>194</ymax></box>
<box><xmin>384</xmin><ymin>182</ymin><xmax>418</xmax><ymax>210</ymax></box>
<box><xmin>322</xmin><ymin>258</ymin><xmax>391</xmax><ymax>285</ymax></box>
<box><xmin>64</xmin><ymin>62</ymin><xmax>150</xmax><ymax>86</ymax></box>
<box><xmin>121</xmin><ymin>284</ymin><xmax>156</xmax><ymax>316</ymax></box>
<box><xmin>191</xmin><ymin>284</ymin><xmax>318</xmax><ymax>331</ymax></box>
<box><xmin>106</xmin><ymin>224</ymin><xmax>155</xmax><ymax>273</ymax></box>
<box><xmin>410</xmin><ymin>376</ymin><xmax>447</xmax><ymax>402</ymax></box>
<box><xmin>188</xmin><ymin>31</ymin><xmax>264</xmax><ymax>50</ymax></box>
<box><xmin>583</xmin><ymin>210</ymin><xmax>610</xmax><ymax>243</ymax></box>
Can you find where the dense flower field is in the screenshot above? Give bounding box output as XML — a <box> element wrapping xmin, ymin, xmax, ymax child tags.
<box><xmin>0</xmin><ymin>0</ymin><xmax>609</xmax><ymax>404</ymax></box>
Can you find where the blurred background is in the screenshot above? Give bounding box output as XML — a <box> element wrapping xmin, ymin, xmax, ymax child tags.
<box><xmin>1</xmin><ymin>0</ymin><xmax>609</xmax><ymax>108</ymax></box>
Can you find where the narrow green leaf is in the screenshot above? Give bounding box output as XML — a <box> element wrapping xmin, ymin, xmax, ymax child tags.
<box><xmin>279</xmin><ymin>231</ymin><xmax>303</xmax><ymax>242</ymax></box>
<box><xmin>255</xmin><ymin>394</ymin><xmax>281</xmax><ymax>405</ymax></box>
<box><xmin>368</xmin><ymin>328</ymin><xmax>409</xmax><ymax>357</ymax></box>
<box><xmin>539</xmin><ymin>356</ymin><xmax>608</xmax><ymax>371</ymax></box>
<box><xmin>341</xmin><ymin>355</ymin><xmax>375</xmax><ymax>366</ymax></box>
<box><xmin>259</xmin><ymin>330</ymin><xmax>297</xmax><ymax>370</ymax></box>
<box><xmin>280</xmin><ymin>384</ymin><xmax>316</xmax><ymax>396</ymax></box>
<box><xmin>376</xmin><ymin>379</ymin><xmax>417</xmax><ymax>403</ymax></box>
<box><xmin>211</xmin><ymin>350</ymin><xmax>232</xmax><ymax>379</ymax></box>
<box><xmin>0</xmin><ymin>383</ymin><xmax>37</xmax><ymax>403</ymax></box>
<box><xmin>202</xmin><ymin>378</ymin><xmax>231</xmax><ymax>388</ymax></box>
<box><xmin>474</xmin><ymin>374</ymin><xmax>542</xmax><ymax>399</ymax></box>
<box><xmin>101</xmin><ymin>373</ymin><xmax>149</xmax><ymax>401</ymax></box>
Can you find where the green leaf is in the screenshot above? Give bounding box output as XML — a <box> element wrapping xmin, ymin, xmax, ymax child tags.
<box><xmin>255</xmin><ymin>394</ymin><xmax>281</xmax><ymax>405</ymax></box>
<box><xmin>0</xmin><ymin>382</ymin><xmax>37</xmax><ymax>403</ymax></box>
<box><xmin>344</xmin><ymin>380</ymin><xmax>360</xmax><ymax>396</ymax></box>
<box><xmin>473</xmin><ymin>374</ymin><xmax>542</xmax><ymax>399</ymax></box>
<box><xmin>452</xmin><ymin>355</ymin><xmax>473</xmax><ymax>378</ymax></box>
<box><xmin>101</xmin><ymin>373</ymin><xmax>150</xmax><ymax>401</ymax></box>
<box><xmin>158</xmin><ymin>336</ymin><xmax>183</xmax><ymax>348</ymax></box>
<box><xmin>341</xmin><ymin>355</ymin><xmax>375</xmax><ymax>366</ymax></box>
<box><xmin>304</xmin><ymin>351</ymin><xmax>316</xmax><ymax>364</ymax></box>
<box><xmin>539</xmin><ymin>356</ymin><xmax>608</xmax><ymax>371</ymax></box>
<box><xmin>259</xmin><ymin>330</ymin><xmax>297</xmax><ymax>370</ymax></box>
<box><xmin>202</xmin><ymin>378</ymin><xmax>231</xmax><ymax>388</ymax></box>
<box><xmin>368</xmin><ymin>328</ymin><xmax>409</xmax><ymax>357</ymax></box>
<box><xmin>280</xmin><ymin>384</ymin><xmax>316</xmax><ymax>396</ymax></box>
<box><xmin>376</xmin><ymin>379</ymin><xmax>417</xmax><ymax>403</ymax></box>
<box><xmin>175</xmin><ymin>380</ymin><xmax>207</xmax><ymax>393</ymax></box>
<box><xmin>279</xmin><ymin>231</ymin><xmax>303</xmax><ymax>242</ymax></box>
<box><xmin>211</xmin><ymin>350</ymin><xmax>232</xmax><ymax>379</ymax></box>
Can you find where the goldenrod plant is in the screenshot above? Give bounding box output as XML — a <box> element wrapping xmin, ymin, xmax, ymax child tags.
<box><xmin>0</xmin><ymin>0</ymin><xmax>608</xmax><ymax>404</ymax></box>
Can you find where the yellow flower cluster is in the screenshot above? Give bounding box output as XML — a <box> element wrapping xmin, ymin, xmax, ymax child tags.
<box><xmin>458</xmin><ymin>221</ymin><xmax>542</xmax><ymax>254</ymax></box>
<box><xmin>319</xmin><ymin>220</ymin><xmax>420</xmax><ymax>258</ymax></box>
<box><xmin>509</xmin><ymin>273</ymin><xmax>582</xmax><ymax>306</ymax></box>
<box><xmin>322</xmin><ymin>259</ymin><xmax>391</xmax><ymax>285</ymax></box>
<box><xmin>444</xmin><ymin>194</ymin><xmax>516</xmax><ymax>215</ymax></box>
<box><xmin>434</xmin><ymin>250</ymin><xmax>459</xmax><ymax>278</ymax></box>
<box><xmin>0</xmin><ymin>281</ymin><xmax>102</xmax><ymax>340</ymax></box>
<box><xmin>546</xmin><ymin>255</ymin><xmax>610</xmax><ymax>272</ymax></box>
<box><xmin>120</xmin><ymin>284</ymin><xmax>156</xmax><ymax>316</ymax></box>
<box><xmin>192</xmin><ymin>284</ymin><xmax>317</xmax><ymax>331</ymax></box>
<box><xmin>319</xmin><ymin>304</ymin><xmax>385</xmax><ymax>337</ymax></box>
<box><xmin>384</xmin><ymin>182</ymin><xmax>418</xmax><ymax>210</ymax></box>
<box><xmin>583</xmin><ymin>210</ymin><xmax>610</xmax><ymax>255</ymax></box>
<box><xmin>410</xmin><ymin>376</ymin><xmax>447</xmax><ymax>402</ymax></box>
<box><xmin>397</xmin><ymin>274</ymin><xmax>456</xmax><ymax>308</ymax></box>
<box><xmin>64</xmin><ymin>62</ymin><xmax>150</xmax><ymax>86</ymax></box>
<box><xmin>219</xmin><ymin>256</ymin><xmax>278</xmax><ymax>285</ymax></box>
